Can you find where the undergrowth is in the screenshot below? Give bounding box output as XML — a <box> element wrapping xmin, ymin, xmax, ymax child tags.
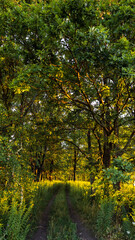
<box><xmin>68</xmin><ymin>180</ymin><xmax>135</xmax><ymax>240</ymax></box>
<box><xmin>0</xmin><ymin>181</ymin><xmax>61</xmax><ymax>240</ymax></box>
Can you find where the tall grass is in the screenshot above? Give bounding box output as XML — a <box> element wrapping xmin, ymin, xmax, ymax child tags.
<box><xmin>31</xmin><ymin>181</ymin><xmax>60</xmax><ymax>226</ymax></box>
<box><xmin>0</xmin><ymin>181</ymin><xmax>61</xmax><ymax>240</ymax></box>
<box><xmin>1</xmin><ymin>180</ymin><xmax>134</xmax><ymax>240</ymax></box>
<box><xmin>68</xmin><ymin>180</ymin><xmax>135</xmax><ymax>240</ymax></box>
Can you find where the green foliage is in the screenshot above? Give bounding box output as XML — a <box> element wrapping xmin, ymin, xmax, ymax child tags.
<box><xmin>6</xmin><ymin>201</ymin><xmax>32</xmax><ymax>240</ymax></box>
<box><xmin>113</xmin><ymin>157</ymin><xmax>133</xmax><ymax>171</ymax></box>
<box><xmin>121</xmin><ymin>206</ymin><xmax>135</xmax><ymax>240</ymax></box>
<box><xmin>0</xmin><ymin>0</ymin><xmax>135</xmax><ymax>183</ymax></box>
<box><xmin>0</xmin><ymin>197</ymin><xmax>32</xmax><ymax>240</ymax></box>
<box><xmin>0</xmin><ymin>0</ymin><xmax>135</xmax><ymax>238</ymax></box>
<box><xmin>103</xmin><ymin>157</ymin><xmax>133</xmax><ymax>188</ymax></box>
<box><xmin>0</xmin><ymin>181</ymin><xmax>61</xmax><ymax>240</ymax></box>
<box><xmin>68</xmin><ymin>181</ymin><xmax>135</xmax><ymax>240</ymax></box>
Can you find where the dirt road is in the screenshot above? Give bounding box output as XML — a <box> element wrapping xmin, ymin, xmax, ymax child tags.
<box><xmin>31</xmin><ymin>193</ymin><xmax>57</xmax><ymax>240</ymax></box>
<box><xmin>66</xmin><ymin>190</ymin><xmax>98</xmax><ymax>240</ymax></box>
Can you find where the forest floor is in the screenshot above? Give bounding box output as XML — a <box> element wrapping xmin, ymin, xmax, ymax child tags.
<box><xmin>30</xmin><ymin>187</ymin><xmax>97</xmax><ymax>240</ymax></box>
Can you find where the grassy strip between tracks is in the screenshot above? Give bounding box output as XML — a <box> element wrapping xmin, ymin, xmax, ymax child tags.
<box><xmin>47</xmin><ymin>183</ymin><xmax>79</xmax><ymax>240</ymax></box>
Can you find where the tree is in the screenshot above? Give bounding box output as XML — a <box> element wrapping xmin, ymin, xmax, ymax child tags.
<box><xmin>0</xmin><ymin>0</ymin><xmax>134</xmax><ymax>184</ymax></box>
<box><xmin>50</xmin><ymin>0</ymin><xmax>135</xmax><ymax>169</ymax></box>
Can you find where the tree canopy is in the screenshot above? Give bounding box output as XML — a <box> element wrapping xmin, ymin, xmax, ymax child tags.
<box><xmin>0</xmin><ymin>0</ymin><xmax>135</xmax><ymax>185</ymax></box>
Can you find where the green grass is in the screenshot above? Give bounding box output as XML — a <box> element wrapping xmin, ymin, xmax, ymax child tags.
<box><xmin>68</xmin><ymin>181</ymin><xmax>135</xmax><ymax>240</ymax></box>
<box><xmin>47</xmin><ymin>183</ymin><xmax>79</xmax><ymax>240</ymax></box>
<box><xmin>28</xmin><ymin>181</ymin><xmax>61</xmax><ymax>238</ymax></box>
<box><xmin>0</xmin><ymin>181</ymin><xmax>61</xmax><ymax>240</ymax></box>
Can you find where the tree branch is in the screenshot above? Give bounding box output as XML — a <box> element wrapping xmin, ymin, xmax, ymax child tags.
<box><xmin>117</xmin><ymin>130</ymin><xmax>135</xmax><ymax>156</ymax></box>
<box><xmin>60</xmin><ymin>138</ymin><xmax>89</xmax><ymax>159</ymax></box>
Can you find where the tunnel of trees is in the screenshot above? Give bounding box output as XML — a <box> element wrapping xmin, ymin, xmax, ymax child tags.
<box><xmin>0</xmin><ymin>0</ymin><xmax>135</xmax><ymax>186</ymax></box>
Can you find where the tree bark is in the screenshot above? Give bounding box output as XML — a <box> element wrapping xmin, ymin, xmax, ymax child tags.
<box><xmin>103</xmin><ymin>131</ymin><xmax>111</xmax><ymax>168</ymax></box>
<box><xmin>87</xmin><ymin>128</ymin><xmax>91</xmax><ymax>153</ymax></box>
<box><xmin>49</xmin><ymin>159</ymin><xmax>54</xmax><ymax>180</ymax></box>
<box><xmin>73</xmin><ymin>147</ymin><xmax>77</xmax><ymax>181</ymax></box>
<box><xmin>36</xmin><ymin>145</ymin><xmax>47</xmax><ymax>181</ymax></box>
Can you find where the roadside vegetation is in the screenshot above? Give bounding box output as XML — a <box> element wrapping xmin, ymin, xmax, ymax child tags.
<box><xmin>68</xmin><ymin>180</ymin><xmax>135</xmax><ymax>240</ymax></box>
<box><xmin>0</xmin><ymin>0</ymin><xmax>135</xmax><ymax>239</ymax></box>
<box><xmin>0</xmin><ymin>179</ymin><xmax>135</xmax><ymax>240</ymax></box>
<box><xmin>0</xmin><ymin>181</ymin><xmax>60</xmax><ymax>240</ymax></box>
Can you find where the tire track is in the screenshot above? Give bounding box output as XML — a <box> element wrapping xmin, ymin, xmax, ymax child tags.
<box><xmin>31</xmin><ymin>192</ymin><xmax>58</xmax><ymax>240</ymax></box>
<box><xmin>66</xmin><ymin>188</ymin><xmax>98</xmax><ymax>240</ymax></box>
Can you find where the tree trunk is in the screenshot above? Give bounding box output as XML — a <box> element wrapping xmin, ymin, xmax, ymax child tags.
<box><xmin>87</xmin><ymin>128</ymin><xmax>95</xmax><ymax>193</ymax></box>
<box><xmin>73</xmin><ymin>147</ymin><xmax>77</xmax><ymax>181</ymax></box>
<box><xmin>36</xmin><ymin>167</ymin><xmax>41</xmax><ymax>182</ymax></box>
<box><xmin>36</xmin><ymin>145</ymin><xmax>47</xmax><ymax>181</ymax></box>
<box><xmin>103</xmin><ymin>130</ymin><xmax>111</xmax><ymax>168</ymax></box>
<box><xmin>49</xmin><ymin>159</ymin><xmax>54</xmax><ymax>180</ymax></box>
<box><xmin>87</xmin><ymin>128</ymin><xmax>93</xmax><ymax>165</ymax></box>
<box><xmin>87</xmin><ymin>128</ymin><xmax>91</xmax><ymax>153</ymax></box>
